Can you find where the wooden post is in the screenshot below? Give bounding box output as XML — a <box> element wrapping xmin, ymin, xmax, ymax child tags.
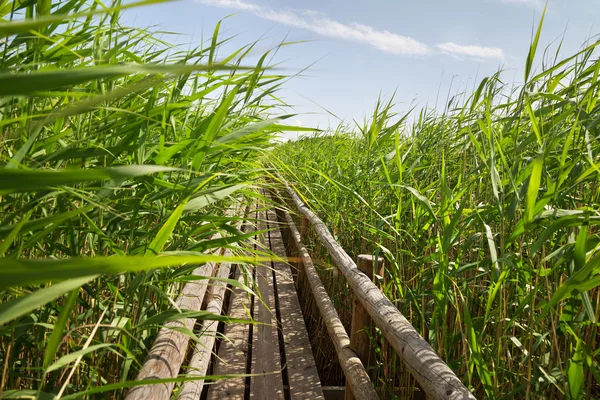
<box><xmin>346</xmin><ymin>255</ymin><xmax>382</xmax><ymax>400</ymax></box>
<box><xmin>374</xmin><ymin>256</ymin><xmax>391</xmax><ymax>399</ymax></box>
<box><xmin>374</xmin><ymin>257</ymin><xmax>385</xmax><ymax>288</ymax></box>
<box><xmin>282</xmin><ymin>210</ymin><xmax>379</xmax><ymax>400</ymax></box>
<box><xmin>300</xmin><ymin>215</ymin><xmax>309</xmax><ymax>240</ymax></box>
<box><xmin>297</xmin><ymin>215</ymin><xmax>309</xmax><ymax>293</ymax></box>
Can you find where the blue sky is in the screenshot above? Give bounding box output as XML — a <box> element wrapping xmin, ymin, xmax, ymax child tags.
<box><xmin>124</xmin><ymin>0</ymin><xmax>599</xmax><ymax>132</ymax></box>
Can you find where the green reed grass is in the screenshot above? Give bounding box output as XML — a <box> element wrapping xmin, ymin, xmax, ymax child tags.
<box><xmin>274</xmin><ymin>14</ymin><xmax>600</xmax><ymax>400</ymax></box>
<box><xmin>0</xmin><ymin>0</ymin><xmax>300</xmax><ymax>397</ymax></box>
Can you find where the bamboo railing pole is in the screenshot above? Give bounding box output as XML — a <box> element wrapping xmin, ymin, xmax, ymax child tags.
<box><xmin>125</xmin><ymin>205</ymin><xmax>242</xmax><ymax>400</ymax></box>
<box><xmin>177</xmin><ymin>257</ymin><xmax>232</xmax><ymax>400</ymax></box>
<box><xmin>277</xmin><ymin>177</ymin><xmax>475</xmax><ymax>400</ymax></box>
<box><xmin>282</xmin><ymin>208</ymin><xmax>379</xmax><ymax>400</ymax></box>
<box><xmin>179</xmin><ymin>204</ymin><xmax>254</xmax><ymax>399</ymax></box>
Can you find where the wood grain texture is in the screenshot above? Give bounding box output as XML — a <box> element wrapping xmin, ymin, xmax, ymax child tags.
<box><xmin>125</xmin><ymin>262</ymin><xmax>216</xmax><ymax>400</ymax></box>
<box><xmin>126</xmin><ymin>205</ymin><xmax>242</xmax><ymax>400</ymax></box>
<box><xmin>266</xmin><ymin>209</ymin><xmax>324</xmax><ymax>400</ymax></box>
<box><xmin>205</xmin><ymin>265</ymin><xmax>253</xmax><ymax>400</ymax></box>
<box><xmin>280</xmin><ymin>208</ymin><xmax>379</xmax><ymax>400</ymax></box>
<box><xmin>207</xmin><ymin>208</ymin><xmax>258</xmax><ymax>400</ymax></box>
<box><xmin>178</xmin><ymin>258</ymin><xmax>233</xmax><ymax>400</ymax></box>
<box><xmin>346</xmin><ymin>255</ymin><xmax>377</xmax><ymax>400</ymax></box>
<box><xmin>180</xmin><ymin>204</ymin><xmax>254</xmax><ymax>400</ymax></box>
<box><xmin>278</xmin><ymin>179</ymin><xmax>476</xmax><ymax>400</ymax></box>
<box><xmin>250</xmin><ymin>211</ymin><xmax>285</xmax><ymax>400</ymax></box>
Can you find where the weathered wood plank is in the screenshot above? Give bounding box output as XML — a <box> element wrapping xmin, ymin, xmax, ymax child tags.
<box><xmin>206</xmin><ymin>209</ymin><xmax>258</xmax><ymax>400</ymax></box>
<box><xmin>125</xmin><ymin>205</ymin><xmax>248</xmax><ymax>400</ymax></box>
<box><xmin>266</xmin><ymin>209</ymin><xmax>325</xmax><ymax>400</ymax></box>
<box><xmin>178</xmin><ymin>257</ymin><xmax>233</xmax><ymax>400</ymax></box>
<box><xmin>279</xmin><ymin>207</ymin><xmax>379</xmax><ymax>400</ymax></box>
<box><xmin>277</xmin><ymin>178</ymin><xmax>476</xmax><ymax>400</ymax></box>
<box><xmin>205</xmin><ymin>265</ymin><xmax>253</xmax><ymax>400</ymax></box>
<box><xmin>250</xmin><ymin>211</ymin><xmax>285</xmax><ymax>400</ymax></box>
<box><xmin>125</xmin><ymin>260</ymin><xmax>217</xmax><ymax>400</ymax></box>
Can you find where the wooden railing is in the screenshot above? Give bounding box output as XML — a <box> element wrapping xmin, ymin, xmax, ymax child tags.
<box><xmin>123</xmin><ymin>183</ymin><xmax>475</xmax><ymax>400</ymax></box>
<box><xmin>275</xmin><ymin>175</ymin><xmax>476</xmax><ymax>400</ymax></box>
<box><xmin>125</xmin><ymin>204</ymin><xmax>246</xmax><ymax>400</ymax></box>
<box><xmin>279</xmin><ymin>199</ymin><xmax>379</xmax><ymax>400</ymax></box>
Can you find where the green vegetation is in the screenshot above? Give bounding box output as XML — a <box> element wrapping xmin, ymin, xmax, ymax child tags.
<box><xmin>2</xmin><ymin>0</ymin><xmax>599</xmax><ymax>398</ymax></box>
<box><xmin>275</xmin><ymin>18</ymin><xmax>600</xmax><ymax>399</ymax></box>
<box><xmin>0</xmin><ymin>0</ymin><xmax>296</xmax><ymax>397</ymax></box>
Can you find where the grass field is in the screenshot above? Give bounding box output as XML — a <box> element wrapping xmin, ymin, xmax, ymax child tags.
<box><xmin>274</xmin><ymin>15</ymin><xmax>600</xmax><ymax>399</ymax></box>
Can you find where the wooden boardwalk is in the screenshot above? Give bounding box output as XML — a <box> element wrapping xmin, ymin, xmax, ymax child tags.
<box><xmin>125</xmin><ymin>186</ymin><xmax>475</xmax><ymax>400</ymax></box>
<box><xmin>208</xmin><ymin>207</ymin><xmax>323</xmax><ymax>400</ymax></box>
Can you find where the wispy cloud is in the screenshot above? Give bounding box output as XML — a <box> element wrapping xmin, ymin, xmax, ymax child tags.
<box><xmin>501</xmin><ymin>0</ymin><xmax>545</xmax><ymax>10</ymax></box>
<box><xmin>200</xmin><ymin>0</ymin><xmax>504</xmax><ymax>61</ymax></box>
<box><xmin>201</xmin><ymin>0</ymin><xmax>430</xmax><ymax>55</ymax></box>
<box><xmin>202</xmin><ymin>0</ymin><xmax>259</xmax><ymax>11</ymax></box>
<box><xmin>436</xmin><ymin>42</ymin><xmax>504</xmax><ymax>61</ymax></box>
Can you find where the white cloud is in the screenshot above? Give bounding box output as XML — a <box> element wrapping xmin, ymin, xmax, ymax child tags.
<box><xmin>436</xmin><ymin>42</ymin><xmax>505</xmax><ymax>61</ymax></box>
<box><xmin>308</xmin><ymin>20</ymin><xmax>431</xmax><ymax>55</ymax></box>
<box><xmin>201</xmin><ymin>0</ymin><xmax>259</xmax><ymax>12</ymax></box>
<box><xmin>501</xmin><ymin>0</ymin><xmax>545</xmax><ymax>10</ymax></box>
<box><xmin>200</xmin><ymin>0</ymin><xmax>506</xmax><ymax>60</ymax></box>
<box><xmin>199</xmin><ymin>0</ymin><xmax>431</xmax><ymax>55</ymax></box>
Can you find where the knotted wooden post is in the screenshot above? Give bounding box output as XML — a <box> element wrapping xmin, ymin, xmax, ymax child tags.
<box><xmin>346</xmin><ymin>254</ymin><xmax>384</xmax><ymax>400</ymax></box>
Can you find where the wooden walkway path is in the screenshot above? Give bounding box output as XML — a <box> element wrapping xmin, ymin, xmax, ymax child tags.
<box><xmin>207</xmin><ymin>206</ymin><xmax>323</xmax><ymax>399</ymax></box>
<box><xmin>124</xmin><ymin>187</ymin><xmax>476</xmax><ymax>400</ymax></box>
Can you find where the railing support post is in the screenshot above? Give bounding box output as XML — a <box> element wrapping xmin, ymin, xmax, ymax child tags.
<box><xmin>296</xmin><ymin>215</ymin><xmax>309</xmax><ymax>292</ymax></box>
<box><xmin>300</xmin><ymin>215</ymin><xmax>309</xmax><ymax>240</ymax></box>
<box><xmin>346</xmin><ymin>254</ymin><xmax>383</xmax><ymax>400</ymax></box>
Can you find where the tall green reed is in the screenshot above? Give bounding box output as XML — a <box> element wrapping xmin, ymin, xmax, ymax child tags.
<box><xmin>275</xmin><ymin>15</ymin><xmax>600</xmax><ymax>399</ymax></box>
<box><xmin>0</xmin><ymin>0</ymin><xmax>298</xmax><ymax>397</ymax></box>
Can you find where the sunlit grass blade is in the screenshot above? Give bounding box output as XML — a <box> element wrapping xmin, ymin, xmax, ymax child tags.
<box><xmin>0</xmin><ymin>255</ymin><xmax>262</xmax><ymax>289</ymax></box>
<box><xmin>0</xmin><ymin>165</ymin><xmax>176</xmax><ymax>192</ymax></box>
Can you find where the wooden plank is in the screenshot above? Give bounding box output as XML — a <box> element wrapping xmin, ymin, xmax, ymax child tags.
<box><xmin>250</xmin><ymin>211</ymin><xmax>285</xmax><ymax>400</ymax></box>
<box><xmin>279</xmin><ymin>207</ymin><xmax>379</xmax><ymax>400</ymax></box>
<box><xmin>126</xmin><ymin>206</ymin><xmax>244</xmax><ymax>400</ymax></box>
<box><xmin>125</xmin><ymin>261</ymin><xmax>216</xmax><ymax>400</ymax></box>
<box><xmin>207</xmin><ymin>210</ymin><xmax>258</xmax><ymax>400</ymax></box>
<box><xmin>205</xmin><ymin>265</ymin><xmax>253</xmax><ymax>400</ymax></box>
<box><xmin>180</xmin><ymin>204</ymin><xmax>254</xmax><ymax>399</ymax></box>
<box><xmin>179</xmin><ymin>258</ymin><xmax>233</xmax><ymax>400</ymax></box>
<box><xmin>277</xmin><ymin>178</ymin><xmax>476</xmax><ymax>400</ymax></box>
<box><xmin>266</xmin><ymin>209</ymin><xmax>325</xmax><ymax>400</ymax></box>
